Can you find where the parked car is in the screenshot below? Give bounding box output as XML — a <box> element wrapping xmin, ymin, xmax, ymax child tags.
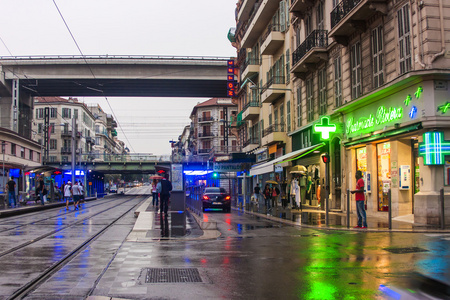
<box><xmin>202</xmin><ymin>187</ymin><xmax>231</xmax><ymax>212</ymax></box>
<box><xmin>110</xmin><ymin>185</ymin><xmax>117</xmax><ymax>193</ymax></box>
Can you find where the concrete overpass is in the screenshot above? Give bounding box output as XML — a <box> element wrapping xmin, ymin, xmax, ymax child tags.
<box><xmin>0</xmin><ymin>55</ymin><xmax>231</xmax><ymax>97</ymax></box>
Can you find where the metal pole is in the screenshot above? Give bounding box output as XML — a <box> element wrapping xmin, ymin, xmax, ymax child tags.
<box><xmin>71</xmin><ymin>117</ymin><xmax>76</xmax><ymax>186</ymax></box>
<box><xmin>2</xmin><ymin>142</ymin><xmax>5</xmax><ymax>195</ymax></box>
<box><xmin>347</xmin><ymin>189</ymin><xmax>350</xmax><ymax>228</ymax></box>
<box><xmin>388</xmin><ymin>189</ymin><xmax>392</xmax><ymax>229</ymax></box>
<box><xmin>325</xmin><ymin>161</ymin><xmax>329</xmax><ymax>226</ymax></box>
<box><xmin>440</xmin><ymin>188</ymin><xmax>445</xmax><ymax>230</ymax></box>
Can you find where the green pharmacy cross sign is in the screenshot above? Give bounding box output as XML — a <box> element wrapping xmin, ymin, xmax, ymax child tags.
<box><xmin>438</xmin><ymin>102</ymin><xmax>450</xmax><ymax>114</ymax></box>
<box><xmin>418</xmin><ymin>131</ymin><xmax>450</xmax><ymax>165</ymax></box>
<box><xmin>314</xmin><ymin>116</ymin><xmax>336</xmax><ymax>140</ymax></box>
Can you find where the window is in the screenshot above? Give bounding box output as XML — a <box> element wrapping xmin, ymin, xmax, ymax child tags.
<box><xmin>36</xmin><ymin>108</ymin><xmax>44</xmax><ymax>119</ymax></box>
<box><xmin>20</xmin><ymin>147</ymin><xmax>25</xmax><ymax>158</ymax></box>
<box><xmin>29</xmin><ymin>150</ymin><xmax>33</xmax><ymax>160</ymax></box>
<box><xmin>351</xmin><ymin>42</ymin><xmax>362</xmax><ymax>99</ymax></box>
<box><xmin>274</xmin><ymin>108</ymin><xmax>278</xmax><ymax>131</ymax></box>
<box><xmin>297</xmin><ymin>86</ymin><xmax>302</xmax><ymax>127</ymax></box>
<box><xmin>50</xmin><ymin>108</ymin><xmax>57</xmax><ymax>118</ymax></box>
<box><xmin>74</xmin><ymin>109</ymin><xmax>79</xmax><ymax>119</ymax></box>
<box><xmin>398</xmin><ymin>4</ymin><xmax>412</xmax><ymax>74</ymax></box>
<box><xmin>11</xmin><ymin>143</ymin><xmax>16</xmax><ymax>156</ymax></box>
<box><xmin>220</xmin><ymin>125</ymin><xmax>224</xmax><ymax>136</ymax></box>
<box><xmin>62</xmin><ymin>108</ymin><xmax>71</xmax><ymax>118</ymax></box>
<box><xmin>305</xmin><ymin>14</ymin><xmax>312</xmax><ymax>36</ymax></box>
<box><xmin>318</xmin><ymin>67</ymin><xmax>327</xmax><ymax>115</ymax></box>
<box><xmin>50</xmin><ymin>139</ymin><xmax>57</xmax><ymax>150</ymax></box>
<box><xmin>38</xmin><ymin>123</ymin><xmax>43</xmax><ymax>134</ymax></box>
<box><xmin>317</xmin><ymin>1</ymin><xmax>324</xmax><ymax>30</ymax></box>
<box><xmin>295</xmin><ymin>24</ymin><xmax>302</xmax><ymax>48</ymax></box>
<box><xmin>95</xmin><ymin>137</ymin><xmax>100</xmax><ymax>145</ymax></box>
<box><xmin>48</xmin><ymin>156</ymin><xmax>57</xmax><ymax>162</ymax></box>
<box><xmin>287</xmin><ymin>100</ymin><xmax>291</xmax><ymax>132</ymax></box>
<box><xmin>372</xmin><ymin>26</ymin><xmax>384</xmax><ymax>88</ymax></box>
<box><xmin>50</xmin><ymin>123</ymin><xmax>55</xmax><ymax>134</ymax></box>
<box><xmin>306</xmin><ymin>78</ymin><xmax>314</xmax><ymax>122</ymax></box>
<box><xmin>334</xmin><ymin>57</ymin><xmax>342</xmax><ymax>107</ymax></box>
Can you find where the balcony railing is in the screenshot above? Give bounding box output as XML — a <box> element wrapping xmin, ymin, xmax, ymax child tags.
<box><xmin>261</xmin><ymin>76</ymin><xmax>285</xmax><ymax>93</ymax></box>
<box><xmin>244</xmin><ymin>138</ymin><xmax>260</xmax><ymax>147</ymax></box>
<box><xmin>243</xmin><ymin>101</ymin><xmax>260</xmax><ymax>110</ymax></box>
<box><xmin>261</xmin><ymin>23</ymin><xmax>281</xmax><ymax>43</ymax></box>
<box><xmin>240</xmin><ymin>57</ymin><xmax>261</xmax><ymax>74</ymax></box>
<box><xmin>292</xmin><ymin>30</ymin><xmax>328</xmax><ymax>66</ymax></box>
<box><xmin>262</xmin><ymin>124</ymin><xmax>285</xmax><ymax>137</ymax></box>
<box><xmin>198</xmin><ymin>149</ymin><xmax>210</xmax><ymax>154</ymax></box>
<box><xmin>198</xmin><ymin>132</ymin><xmax>215</xmax><ymax>138</ymax></box>
<box><xmin>331</xmin><ymin>0</ymin><xmax>362</xmax><ymax>29</ymax></box>
<box><xmin>198</xmin><ymin>117</ymin><xmax>214</xmax><ymax>122</ymax></box>
<box><xmin>61</xmin><ymin>147</ymin><xmax>71</xmax><ymax>154</ymax></box>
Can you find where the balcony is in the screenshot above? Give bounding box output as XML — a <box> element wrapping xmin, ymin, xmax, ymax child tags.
<box><xmin>261</xmin><ymin>76</ymin><xmax>286</xmax><ymax>104</ymax></box>
<box><xmin>198</xmin><ymin>132</ymin><xmax>215</xmax><ymax>138</ymax></box>
<box><xmin>329</xmin><ymin>0</ymin><xmax>387</xmax><ymax>45</ymax></box>
<box><xmin>237</xmin><ymin>0</ymin><xmax>259</xmax><ymax>23</ymax></box>
<box><xmin>198</xmin><ymin>117</ymin><xmax>214</xmax><ymax>123</ymax></box>
<box><xmin>243</xmin><ymin>138</ymin><xmax>260</xmax><ymax>152</ymax></box>
<box><xmin>241</xmin><ymin>0</ymin><xmax>281</xmax><ymax>48</ymax></box>
<box><xmin>260</xmin><ymin>24</ymin><xmax>285</xmax><ymax>55</ymax></box>
<box><xmin>61</xmin><ymin>147</ymin><xmax>71</xmax><ymax>154</ymax></box>
<box><xmin>290</xmin><ymin>0</ymin><xmax>314</xmax><ymax>19</ymax></box>
<box><xmin>198</xmin><ymin>149</ymin><xmax>210</xmax><ymax>155</ymax></box>
<box><xmin>291</xmin><ymin>30</ymin><xmax>328</xmax><ymax>79</ymax></box>
<box><xmin>60</xmin><ymin>130</ymin><xmax>82</xmax><ymax>138</ymax></box>
<box><xmin>240</xmin><ymin>57</ymin><xmax>260</xmax><ymax>81</ymax></box>
<box><xmin>242</xmin><ymin>101</ymin><xmax>260</xmax><ymax>121</ymax></box>
<box><xmin>261</xmin><ymin>124</ymin><xmax>287</xmax><ymax>146</ymax></box>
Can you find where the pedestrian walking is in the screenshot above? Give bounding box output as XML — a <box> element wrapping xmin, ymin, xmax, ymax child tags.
<box><xmin>64</xmin><ymin>181</ymin><xmax>72</xmax><ymax>210</ymax></box>
<box><xmin>351</xmin><ymin>170</ymin><xmax>367</xmax><ymax>228</ymax></box>
<box><xmin>159</xmin><ymin>173</ymin><xmax>172</xmax><ymax>216</ymax></box>
<box><xmin>263</xmin><ymin>184</ymin><xmax>271</xmax><ymax>212</ymax></box>
<box><xmin>253</xmin><ymin>183</ymin><xmax>261</xmax><ymax>209</ymax></box>
<box><xmin>151</xmin><ymin>179</ymin><xmax>159</xmax><ymax>207</ymax></box>
<box><xmin>79</xmin><ymin>182</ymin><xmax>85</xmax><ymax>203</ymax></box>
<box><xmin>7</xmin><ymin>176</ymin><xmax>17</xmax><ymax>208</ymax></box>
<box><xmin>37</xmin><ymin>177</ymin><xmax>45</xmax><ymax>205</ymax></box>
<box><xmin>72</xmin><ymin>181</ymin><xmax>81</xmax><ymax>210</ymax></box>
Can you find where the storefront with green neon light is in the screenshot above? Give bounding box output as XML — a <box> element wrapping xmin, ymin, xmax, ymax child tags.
<box><xmin>338</xmin><ymin>79</ymin><xmax>450</xmax><ymax>225</ymax></box>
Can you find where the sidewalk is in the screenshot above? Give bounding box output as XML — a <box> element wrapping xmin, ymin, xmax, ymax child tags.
<box><xmin>237</xmin><ymin>204</ymin><xmax>450</xmax><ymax>233</ymax></box>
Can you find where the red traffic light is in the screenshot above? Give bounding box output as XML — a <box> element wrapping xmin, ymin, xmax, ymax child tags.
<box><xmin>322</xmin><ymin>153</ymin><xmax>330</xmax><ymax>164</ymax></box>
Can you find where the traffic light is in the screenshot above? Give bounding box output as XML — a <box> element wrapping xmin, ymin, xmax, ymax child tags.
<box><xmin>212</xmin><ymin>172</ymin><xmax>219</xmax><ymax>178</ymax></box>
<box><xmin>322</xmin><ymin>153</ymin><xmax>331</xmax><ymax>164</ymax></box>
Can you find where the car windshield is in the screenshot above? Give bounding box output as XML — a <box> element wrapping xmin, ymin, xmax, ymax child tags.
<box><xmin>205</xmin><ymin>187</ymin><xmax>226</xmax><ymax>193</ymax></box>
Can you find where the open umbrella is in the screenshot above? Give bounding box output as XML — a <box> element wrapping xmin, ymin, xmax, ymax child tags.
<box><xmin>290</xmin><ymin>165</ymin><xmax>307</xmax><ymax>172</ymax></box>
<box><xmin>265</xmin><ymin>180</ymin><xmax>278</xmax><ymax>185</ymax></box>
<box><xmin>150</xmin><ymin>175</ymin><xmax>164</xmax><ymax>180</ymax></box>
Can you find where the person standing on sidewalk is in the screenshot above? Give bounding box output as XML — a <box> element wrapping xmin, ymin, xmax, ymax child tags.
<box><xmin>37</xmin><ymin>177</ymin><xmax>45</xmax><ymax>206</ymax></box>
<box><xmin>351</xmin><ymin>170</ymin><xmax>367</xmax><ymax>228</ymax></box>
<box><xmin>72</xmin><ymin>181</ymin><xmax>81</xmax><ymax>210</ymax></box>
<box><xmin>159</xmin><ymin>173</ymin><xmax>172</xmax><ymax>216</ymax></box>
<box><xmin>7</xmin><ymin>176</ymin><xmax>17</xmax><ymax>208</ymax></box>
<box><xmin>263</xmin><ymin>184</ymin><xmax>271</xmax><ymax>213</ymax></box>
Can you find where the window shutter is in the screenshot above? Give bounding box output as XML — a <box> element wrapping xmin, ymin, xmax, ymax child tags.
<box><xmin>280</xmin><ymin>1</ymin><xmax>286</xmax><ymax>32</ymax></box>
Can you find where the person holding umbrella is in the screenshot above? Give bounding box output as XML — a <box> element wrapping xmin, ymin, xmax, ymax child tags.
<box><xmin>151</xmin><ymin>179</ymin><xmax>159</xmax><ymax>207</ymax></box>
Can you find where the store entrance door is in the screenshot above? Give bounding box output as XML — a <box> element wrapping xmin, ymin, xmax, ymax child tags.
<box><xmin>333</xmin><ymin>138</ymin><xmax>341</xmax><ymax>209</ymax></box>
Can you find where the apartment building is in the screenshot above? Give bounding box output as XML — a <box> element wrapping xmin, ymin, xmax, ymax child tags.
<box><xmin>233</xmin><ymin>0</ymin><xmax>450</xmax><ymax>224</ymax></box>
<box><xmin>188</xmin><ymin>98</ymin><xmax>239</xmax><ymax>161</ymax></box>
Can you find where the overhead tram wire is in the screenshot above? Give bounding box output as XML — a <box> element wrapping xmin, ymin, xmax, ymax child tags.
<box><xmin>52</xmin><ymin>0</ymin><xmax>136</xmax><ymax>153</ymax></box>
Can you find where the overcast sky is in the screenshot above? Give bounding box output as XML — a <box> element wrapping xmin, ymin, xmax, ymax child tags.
<box><xmin>0</xmin><ymin>0</ymin><xmax>237</xmax><ymax>155</ymax></box>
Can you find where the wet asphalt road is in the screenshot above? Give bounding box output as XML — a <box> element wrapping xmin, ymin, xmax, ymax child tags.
<box><xmin>0</xmin><ymin>192</ymin><xmax>449</xmax><ymax>299</ymax></box>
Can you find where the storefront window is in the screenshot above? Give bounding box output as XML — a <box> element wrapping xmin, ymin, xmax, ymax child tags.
<box><xmin>356</xmin><ymin>147</ymin><xmax>367</xmax><ymax>173</ymax></box>
<box><xmin>377</xmin><ymin>142</ymin><xmax>391</xmax><ymax>211</ymax></box>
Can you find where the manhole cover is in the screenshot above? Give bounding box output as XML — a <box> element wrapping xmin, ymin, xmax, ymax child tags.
<box><xmin>145</xmin><ymin>268</ymin><xmax>202</xmax><ymax>283</ymax></box>
<box><xmin>383</xmin><ymin>247</ymin><xmax>429</xmax><ymax>254</ymax></box>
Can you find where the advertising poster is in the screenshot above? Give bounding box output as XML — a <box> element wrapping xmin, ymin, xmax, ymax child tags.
<box><xmin>171</xmin><ymin>164</ymin><xmax>183</xmax><ymax>192</ymax></box>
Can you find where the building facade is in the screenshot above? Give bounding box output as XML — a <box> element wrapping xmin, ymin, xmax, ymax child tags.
<box><xmin>188</xmin><ymin>98</ymin><xmax>239</xmax><ymax>161</ymax></box>
<box><xmin>232</xmin><ymin>0</ymin><xmax>450</xmax><ymax>224</ymax></box>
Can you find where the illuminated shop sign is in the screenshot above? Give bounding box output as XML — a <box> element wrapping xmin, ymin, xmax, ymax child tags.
<box><xmin>227</xmin><ymin>60</ymin><xmax>237</xmax><ymax>97</ymax></box>
<box><xmin>314</xmin><ymin>116</ymin><xmax>336</xmax><ymax>140</ymax></box>
<box><xmin>346</xmin><ymin>106</ymin><xmax>403</xmax><ymax>134</ymax></box>
<box><xmin>419</xmin><ymin>131</ymin><xmax>450</xmax><ymax>165</ymax></box>
<box><xmin>438</xmin><ymin>102</ymin><xmax>450</xmax><ymax>114</ymax></box>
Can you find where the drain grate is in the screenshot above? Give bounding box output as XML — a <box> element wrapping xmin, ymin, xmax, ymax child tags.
<box><xmin>383</xmin><ymin>247</ymin><xmax>429</xmax><ymax>254</ymax></box>
<box><xmin>145</xmin><ymin>268</ymin><xmax>202</xmax><ymax>283</ymax></box>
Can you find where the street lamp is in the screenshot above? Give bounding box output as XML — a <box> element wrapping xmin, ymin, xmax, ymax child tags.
<box><xmin>2</xmin><ymin>141</ymin><xmax>5</xmax><ymax>194</ymax></box>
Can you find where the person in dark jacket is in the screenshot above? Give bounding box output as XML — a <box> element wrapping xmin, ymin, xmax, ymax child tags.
<box><xmin>7</xmin><ymin>176</ymin><xmax>17</xmax><ymax>208</ymax></box>
<box><xmin>159</xmin><ymin>173</ymin><xmax>172</xmax><ymax>216</ymax></box>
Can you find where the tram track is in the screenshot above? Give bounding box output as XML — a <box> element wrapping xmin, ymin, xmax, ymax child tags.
<box><xmin>0</xmin><ymin>196</ymin><xmax>131</xmax><ymax>232</ymax></box>
<box><xmin>6</xmin><ymin>195</ymin><xmax>146</xmax><ymax>300</ymax></box>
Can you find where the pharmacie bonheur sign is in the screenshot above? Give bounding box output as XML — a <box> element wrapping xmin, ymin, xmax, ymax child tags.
<box><xmin>345</xmin><ymin>85</ymin><xmax>425</xmax><ymax>138</ymax></box>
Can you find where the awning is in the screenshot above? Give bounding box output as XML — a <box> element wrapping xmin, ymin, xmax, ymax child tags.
<box><xmin>344</xmin><ymin>123</ymin><xmax>422</xmax><ymax>147</ymax></box>
<box><xmin>24</xmin><ymin>165</ymin><xmax>59</xmax><ymax>174</ymax></box>
<box><xmin>249</xmin><ymin>143</ymin><xmax>325</xmax><ymax>176</ymax></box>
